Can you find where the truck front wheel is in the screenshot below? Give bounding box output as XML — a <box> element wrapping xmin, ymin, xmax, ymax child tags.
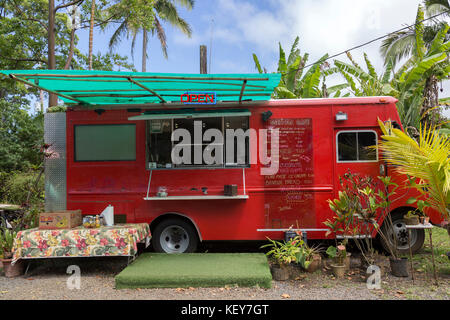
<box><xmin>380</xmin><ymin>211</ymin><xmax>425</xmax><ymax>255</ymax></box>
<box><xmin>152</xmin><ymin>218</ymin><xmax>198</xmax><ymax>253</ymax></box>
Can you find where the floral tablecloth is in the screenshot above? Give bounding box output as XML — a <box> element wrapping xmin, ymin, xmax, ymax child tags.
<box><xmin>12</xmin><ymin>223</ymin><xmax>151</xmax><ymax>264</ymax></box>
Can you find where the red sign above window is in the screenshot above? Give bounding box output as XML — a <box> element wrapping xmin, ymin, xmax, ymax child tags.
<box><xmin>181</xmin><ymin>92</ymin><xmax>217</xmax><ymax>105</ymax></box>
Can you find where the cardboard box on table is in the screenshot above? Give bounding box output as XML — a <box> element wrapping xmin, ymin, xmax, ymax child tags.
<box><xmin>39</xmin><ymin>210</ymin><xmax>82</xmax><ymax>230</ymax></box>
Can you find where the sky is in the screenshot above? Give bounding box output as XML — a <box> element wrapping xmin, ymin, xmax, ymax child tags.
<box><xmin>51</xmin><ymin>0</ymin><xmax>449</xmax><ymax>117</ymax></box>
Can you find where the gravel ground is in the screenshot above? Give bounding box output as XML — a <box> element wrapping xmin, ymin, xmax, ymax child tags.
<box><xmin>0</xmin><ymin>252</ymin><xmax>448</xmax><ymax>300</ymax></box>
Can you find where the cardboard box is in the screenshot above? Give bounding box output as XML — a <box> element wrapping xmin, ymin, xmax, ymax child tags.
<box><xmin>224</xmin><ymin>184</ymin><xmax>238</xmax><ymax>196</ymax></box>
<box><xmin>39</xmin><ymin>210</ymin><xmax>82</xmax><ymax>230</ymax></box>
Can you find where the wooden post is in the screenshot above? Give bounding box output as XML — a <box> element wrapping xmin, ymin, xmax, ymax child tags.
<box><xmin>200</xmin><ymin>45</ymin><xmax>207</xmax><ymax>74</ymax></box>
<box><xmin>48</xmin><ymin>0</ymin><xmax>58</xmax><ymax>108</ymax></box>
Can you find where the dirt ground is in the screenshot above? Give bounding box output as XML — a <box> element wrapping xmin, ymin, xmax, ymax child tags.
<box><xmin>0</xmin><ymin>244</ymin><xmax>449</xmax><ymax>300</ymax></box>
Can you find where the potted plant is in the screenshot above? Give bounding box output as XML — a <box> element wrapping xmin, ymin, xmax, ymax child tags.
<box><xmin>260</xmin><ymin>237</ymin><xmax>300</xmax><ymax>281</ymax></box>
<box><xmin>403</xmin><ymin>211</ymin><xmax>420</xmax><ymax>225</ymax></box>
<box><xmin>326</xmin><ymin>244</ymin><xmax>346</xmax><ymax>278</ymax></box>
<box><xmin>324</xmin><ymin>189</ymin><xmax>355</xmax><ymax>270</ymax></box>
<box><xmin>294</xmin><ymin>242</ymin><xmax>322</xmax><ymax>273</ymax></box>
<box><xmin>0</xmin><ymin>228</ymin><xmax>24</xmax><ymax>277</ymax></box>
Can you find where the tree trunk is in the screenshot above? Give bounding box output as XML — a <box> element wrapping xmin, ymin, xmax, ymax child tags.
<box><xmin>142</xmin><ymin>29</ymin><xmax>147</xmax><ymax>72</ymax></box>
<box><xmin>421</xmin><ymin>75</ymin><xmax>440</xmax><ymax>127</ymax></box>
<box><xmin>64</xmin><ymin>28</ymin><xmax>76</xmax><ymax>70</ymax></box>
<box><xmin>48</xmin><ymin>0</ymin><xmax>58</xmax><ymax>107</ymax></box>
<box><xmin>88</xmin><ymin>0</ymin><xmax>96</xmax><ymax>70</ymax></box>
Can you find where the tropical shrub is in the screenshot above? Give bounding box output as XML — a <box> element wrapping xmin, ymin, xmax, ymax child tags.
<box><xmin>378</xmin><ymin>119</ymin><xmax>450</xmax><ymax>221</ymax></box>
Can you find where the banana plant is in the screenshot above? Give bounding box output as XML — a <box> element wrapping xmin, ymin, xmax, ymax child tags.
<box><xmin>252</xmin><ymin>37</ymin><xmax>344</xmax><ymax>98</ymax></box>
<box><xmin>326</xmin><ymin>51</ymin><xmax>397</xmax><ymax>97</ymax></box>
<box><xmin>390</xmin><ymin>6</ymin><xmax>450</xmax><ymax>130</ymax></box>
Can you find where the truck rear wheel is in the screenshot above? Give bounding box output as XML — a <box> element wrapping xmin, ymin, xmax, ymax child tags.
<box><xmin>152</xmin><ymin>218</ymin><xmax>198</xmax><ymax>253</ymax></box>
<box><xmin>380</xmin><ymin>211</ymin><xmax>425</xmax><ymax>255</ymax></box>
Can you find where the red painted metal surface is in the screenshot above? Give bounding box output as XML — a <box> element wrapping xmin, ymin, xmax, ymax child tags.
<box><xmin>65</xmin><ymin>97</ymin><xmax>443</xmax><ymax>241</ymax></box>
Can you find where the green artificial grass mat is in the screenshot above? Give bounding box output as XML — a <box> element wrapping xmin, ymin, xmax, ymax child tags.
<box><xmin>115</xmin><ymin>253</ymin><xmax>272</xmax><ymax>289</ymax></box>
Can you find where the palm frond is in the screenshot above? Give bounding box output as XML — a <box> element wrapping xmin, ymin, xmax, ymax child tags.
<box><xmin>154</xmin><ymin>17</ymin><xmax>168</xmax><ymax>59</ymax></box>
<box><xmin>378</xmin><ymin>119</ymin><xmax>450</xmax><ymax>218</ymax></box>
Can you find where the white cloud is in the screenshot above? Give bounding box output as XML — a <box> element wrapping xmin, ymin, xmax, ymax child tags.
<box><xmin>207</xmin><ymin>0</ymin><xmax>423</xmax><ymax>71</ymax></box>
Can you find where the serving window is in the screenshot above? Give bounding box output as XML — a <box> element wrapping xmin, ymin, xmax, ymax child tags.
<box><xmin>336</xmin><ymin>130</ymin><xmax>377</xmax><ymax>162</ymax></box>
<box><xmin>146</xmin><ymin>116</ymin><xmax>250</xmax><ymax>169</ymax></box>
<box><xmin>74</xmin><ymin>124</ymin><xmax>136</xmax><ymax>162</ymax></box>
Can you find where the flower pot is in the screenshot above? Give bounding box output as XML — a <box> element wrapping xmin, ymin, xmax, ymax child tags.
<box><xmin>288</xmin><ymin>263</ymin><xmax>303</xmax><ymax>279</ymax></box>
<box><xmin>423</xmin><ymin>217</ymin><xmax>430</xmax><ymax>224</ymax></box>
<box><xmin>389</xmin><ymin>257</ymin><xmax>409</xmax><ymax>277</ymax></box>
<box><xmin>1</xmin><ymin>259</ymin><xmax>24</xmax><ymax>278</ymax></box>
<box><xmin>331</xmin><ymin>264</ymin><xmax>346</xmax><ymax>278</ymax></box>
<box><xmin>306</xmin><ymin>254</ymin><xmax>322</xmax><ymax>273</ymax></box>
<box><xmin>404</xmin><ymin>215</ymin><xmax>419</xmax><ymax>225</ymax></box>
<box><xmin>271</xmin><ymin>265</ymin><xmax>290</xmax><ymax>281</ymax></box>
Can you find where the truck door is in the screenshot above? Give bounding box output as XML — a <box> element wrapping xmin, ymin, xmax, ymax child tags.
<box><xmin>333</xmin><ymin>129</ymin><xmax>381</xmax><ymax>196</ymax></box>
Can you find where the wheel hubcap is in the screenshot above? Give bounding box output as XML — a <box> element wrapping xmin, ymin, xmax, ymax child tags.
<box><xmin>388</xmin><ymin>219</ymin><xmax>417</xmax><ymax>250</ymax></box>
<box><xmin>160</xmin><ymin>225</ymin><xmax>189</xmax><ymax>253</ymax></box>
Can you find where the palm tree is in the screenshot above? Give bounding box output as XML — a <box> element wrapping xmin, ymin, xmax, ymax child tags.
<box><xmin>107</xmin><ymin>0</ymin><xmax>194</xmax><ymax>72</ymax></box>
<box><xmin>380</xmin><ymin>2</ymin><xmax>450</xmax><ymax>66</ymax></box>
<box><xmin>378</xmin><ymin>5</ymin><xmax>450</xmax><ymax>129</ymax></box>
<box><xmin>392</xmin><ymin>21</ymin><xmax>450</xmax><ymax>129</ymax></box>
<box><xmin>88</xmin><ymin>0</ymin><xmax>96</xmax><ymax>70</ymax></box>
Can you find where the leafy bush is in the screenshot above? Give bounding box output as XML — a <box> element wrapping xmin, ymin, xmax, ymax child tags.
<box><xmin>0</xmin><ymin>170</ymin><xmax>44</xmax><ymax>205</ymax></box>
<box><xmin>0</xmin><ymin>100</ymin><xmax>44</xmax><ymax>172</ymax></box>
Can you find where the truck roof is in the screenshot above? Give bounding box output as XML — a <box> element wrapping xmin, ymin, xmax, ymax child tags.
<box><xmin>266</xmin><ymin>96</ymin><xmax>398</xmax><ymax>106</ymax></box>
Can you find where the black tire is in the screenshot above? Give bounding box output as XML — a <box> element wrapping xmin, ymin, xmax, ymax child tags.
<box><xmin>152</xmin><ymin>218</ymin><xmax>198</xmax><ymax>253</ymax></box>
<box><xmin>380</xmin><ymin>211</ymin><xmax>425</xmax><ymax>255</ymax></box>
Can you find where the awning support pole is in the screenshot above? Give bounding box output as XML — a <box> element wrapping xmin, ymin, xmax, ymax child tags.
<box><xmin>9</xmin><ymin>74</ymin><xmax>87</xmax><ymax>104</ymax></box>
<box><xmin>238</xmin><ymin>80</ymin><xmax>247</xmax><ymax>103</ymax></box>
<box><xmin>127</xmin><ymin>77</ymin><xmax>167</xmax><ymax>103</ymax></box>
<box><xmin>242</xmin><ymin>167</ymin><xmax>246</xmax><ymax>195</ymax></box>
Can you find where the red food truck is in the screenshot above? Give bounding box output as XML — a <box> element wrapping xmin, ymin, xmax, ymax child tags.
<box><xmin>2</xmin><ymin>70</ymin><xmax>442</xmax><ymax>255</ymax></box>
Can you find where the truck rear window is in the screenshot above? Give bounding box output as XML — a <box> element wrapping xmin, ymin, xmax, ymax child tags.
<box><xmin>74</xmin><ymin>124</ymin><xmax>136</xmax><ymax>161</ymax></box>
<box><xmin>337</xmin><ymin>131</ymin><xmax>377</xmax><ymax>162</ymax></box>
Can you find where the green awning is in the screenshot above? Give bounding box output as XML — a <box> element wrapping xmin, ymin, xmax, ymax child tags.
<box><xmin>0</xmin><ymin>70</ymin><xmax>281</xmax><ymax>106</ymax></box>
<box><xmin>128</xmin><ymin>109</ymin><xmax>251</xmax><ymax>120</ymax></box>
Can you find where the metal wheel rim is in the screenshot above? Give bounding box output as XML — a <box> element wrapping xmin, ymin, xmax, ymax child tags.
<box><xmin>387</xmin><ymin>218</ymin><xmax>418</xmax><ymax>251</ymax></box>
<box><xmin>160</xmin><ymin>225</ymin><xmax>189</xmax><ymax>253</ymax></box>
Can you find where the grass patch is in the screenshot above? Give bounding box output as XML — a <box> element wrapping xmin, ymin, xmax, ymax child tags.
<box><xmin>412</xmin><ymin>227</ymin><xmax>450</xmax><ymax>276</ymax></box>
<box><xmin>115</xmin><ymin>253</ymin><xmax>272</xmax><ymax>289</ymax></box>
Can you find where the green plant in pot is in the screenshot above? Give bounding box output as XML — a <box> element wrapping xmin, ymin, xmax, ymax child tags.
<box><xmin>324</xmin><ymin>190</ymin><xmax>354</xmax><ymax>270</ymax></box>
<box><xmin>0</xmin><ymin>209</ymin><xmax>33</xmax><ymax>278</ymax></box>
<box><xmin>403</xmin><ymin>210</ymin><xmax>420</xmax><ymax>226</ymax></box>
<box><xmin>0</xmin><ymin>228</ymin><xmax>24</xmax><ymax>277</ymax></box>
<box><xmin>326</xmin><ymin>244</ymin><xmax>347</xmax><ymax>278</ymax></box>
<box><xmin>260</xmin><ymin>237</ymin><xmax>300</xmax><ymax>281</ymax></box>
<box><xmin>294</xmin><ymin>241</ymin><xmax>322</xmax><ymax>273</ymax></box>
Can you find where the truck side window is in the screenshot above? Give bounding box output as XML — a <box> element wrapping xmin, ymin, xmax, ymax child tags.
<box><xmin>337</xmin><ymin>131</ymin><xmax>377</xmax><ymax>162</ymax></box>
<box><xmin>74</xmin><ymin>124</ymin><xmax>136</xmax><ymax>161</ymax></box>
